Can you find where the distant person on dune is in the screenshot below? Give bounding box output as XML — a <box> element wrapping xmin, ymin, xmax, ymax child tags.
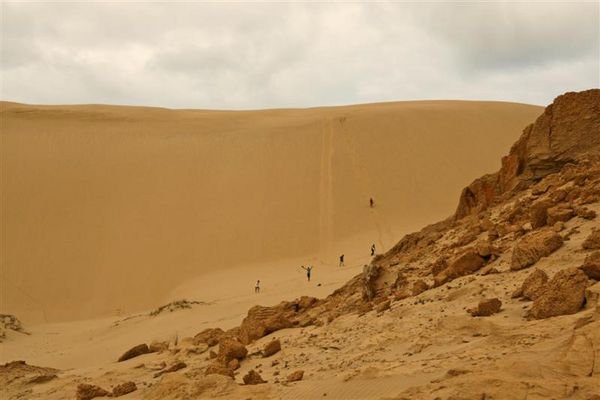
<box><xmin>339</xmin><ymin>254</ymin><xmax>345</xmax><ymax>267</ymax></box>
<box><xmin>301</xmin><ymin>265</ymin><xmax>313</xmax><ymax>282</ymax></box>
<box><xmin>369</xmin><ymin>197</ymin><xmax>374</xmax><ymax>208</ymax></box>
<box><xmin>255</xmin><ymin>280</ymin><xmax>260</xmax><ymax>294</ymax></box>
<box><xmin>371</xmin><ymin>243</ymin><xmax>376</xmax><ymax>256</ymax></box>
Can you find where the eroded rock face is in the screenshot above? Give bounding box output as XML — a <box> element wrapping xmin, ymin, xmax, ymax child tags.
<box><xmin>412</xmin><ymin>280</ymin><xmax>429</xmax><ymax>296</ymax></box>
<box><xmin>529</xmin><ymin>268</ymin><xmax>589</xmax><ymax>319</ymax></box>
<box><xmin>217</xmin><ymin>338</ymin><xmax>247</xmax><ymax>364</ymax></box>
<box><xmin>193</xmin><ymin>328</ymin><xmax>225</xmax><ymax>347</ymax></box>
<box><xmin>510</xmin><ymin>230</ymin><xmax>563</xmax><ymax>270</ymax></box>
<box><xmin>455</xmin><ymin>89</ymin><xmax>600</xmax><ymax>220</ymax></box>
<box><xmin>362</xmin><ymin>264</ymin><xmax>382</xmax><ymax>301</ymax></box>
<box><xmin>582</xmin><ymin>229</ymin><xmax>600</xmax><ymax>250</ymax></box>
<box><xmin>520</xmin><ymin>269</ymin><xmax>549</xmax><ymax>301</ymax></box>
<box><xmin>434</xmin><ymin>250</ymin><xmax>485</xmax><ymax>286</ymax></box>
<box><xmin>580</xmin><ymin>251</ymin><xmax>600</xmax><ymax>280</ymax></box>
<box><xmin>117</xmin><ymin>344</ymin><xmax>150</xmax><ymax>362</ymax></box>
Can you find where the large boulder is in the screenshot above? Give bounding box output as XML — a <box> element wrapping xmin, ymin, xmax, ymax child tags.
<box><xmin>582</xmin><ymin>229</ymin><xmax>600</xmax><ymax>250</ymax></box>
<box><xmin>434</xmin><ymin>250</ymin><xmax>485</xmax><ymax>286</ymax></box>
<box><xmin>510</xmin><ymin>229</ymin><xmax>563</xmax><ymax>270</ymax></box>
<box><xmin>580</xmin><ymin>251</ymin><xmax>600</xmax><ymax>280</ymax></box>
<box><xmin>529</xmin><ymin>268</ymin><xmax>589</xmax><ymax>319</ymax></box>
<box><xmin>530</xmin><ymin>199</ymin><xmax>553</xmax><ymax>229</ymax></box>
<box><xmin>217</xmin><ymin>338</ymin><xmax>247</xmax><ymax>363</ymax></box>
<box><xmin>519</xmin><ymin>269</ymin><xmax>549</xmax><ymax>300</ymax></box>
<box><xmin>117</xmin><ymin>344</ymin><xmax>150</xmax><ymax>362</ymax></box>
<box><xmin>262</xmin><ymin>339</ymin><xmax>281</xmax><ymax>357</ymax></box>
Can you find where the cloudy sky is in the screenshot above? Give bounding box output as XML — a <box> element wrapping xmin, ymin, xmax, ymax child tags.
<box><xmin>1</xmin><ymin>2</ymin><xmax>598</xmax><ymax>109</ymax></box>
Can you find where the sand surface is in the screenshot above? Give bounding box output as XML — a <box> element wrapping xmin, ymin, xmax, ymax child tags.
<box><xmin>1</xmin><ymin>100</ymin><xmax>541</xmax><ymax>325</ymax></box>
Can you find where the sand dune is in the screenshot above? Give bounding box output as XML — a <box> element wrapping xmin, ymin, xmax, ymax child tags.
<box><xmin>0</xmin><ymin>100</ymin><xmax>541</xmax><ymax>322</ymax></box>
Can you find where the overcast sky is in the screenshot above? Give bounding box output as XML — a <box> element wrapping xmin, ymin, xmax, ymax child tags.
<box><xmin>1</xmin><ymin>2</ymin><xmax>598</xmax><ymax>109</ymax></box>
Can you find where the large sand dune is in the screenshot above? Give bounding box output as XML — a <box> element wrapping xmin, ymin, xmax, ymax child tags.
<box><xmin>0</xmin><ymin>100</ymin><xmax>541</xmax><ymax>323</ymax></box>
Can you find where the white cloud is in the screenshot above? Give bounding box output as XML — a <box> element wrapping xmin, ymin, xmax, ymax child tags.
<box><xmin>1</xmin><ymin>2</ymin><xmax>598</xmax><ymax>108</ymax></box>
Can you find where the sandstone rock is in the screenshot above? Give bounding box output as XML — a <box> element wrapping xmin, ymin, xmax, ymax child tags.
<box><xmin>217</xmin><ymin>338</ymin><xmax>247</xmax><ymax>363</ymax></box>
<box><xmin>585</xmin><ymin>282</ymin><xmax>600</xmax><ymax>308</ymax></box>
<box><xmin>553</xmin><ymin>221</ymin><xmax>565</xmax><ymax>232</ymax></box>
<box><xmin>76</xmin><ymin>383</ymin><xmax>109</xmax><ymax>400</ymax></box>
<box><xmin>286</xmin><ymin>370</ymin><xmax>304</xmax><ymax>382</ymax></box>
<box><xmin>575</xmin><ymin>207</ymin><xmax>597</xmax><ymax>220</ymax></box>
<box><xmin>205</xmin><ymin>362</ymin><xmax>234</xmax><ymax>378</ymax></box>
<box><xmin>117</xmin><ymin>344</ymin><xmax>150</xmax><ymax>362</ymax></box>
<box><xmin>546</xmin><ymin>206</ymin><xmax>574</xmax><ymax>225</ymax></box>
<box><xmin>530</xmin><ymin>199</ymin><xmax>553</xmax><ymax>229</ymax></box>
<box><xmin>411</xmin><ymin>280</ymin><xmax>429</xmax><ymax>296</ymax></box>
<box><xmin>243</xmin><ymin>369</ymin><xmax>266</xmax><ymax>385</ymax></box>
<box><xmin>112</xmin><ymin>381</ymin><xmax>137</xmax><ymax>397</ymax></box>
<box><xmin>154</xmin><ymin>362</ymin><xmax>187</xmax><ymax>378</ymax></box>
<box><xmin>209</xmin><ymin>350</ymin><xmax>217</xmax><ymax>359</ymax></box>
<box><xmin>430</xmin><ymin>258</ymin><xmax>448</xmax><ymax>276</ymax></box>
<box><xmin>529</xmin><ymin>268</ymin><xmax>589</xmax><ymax>319</ymax></box>
<box><xmin>362</xmin><ymin>264</ymin><xmax>382</xmax><ymax>301</ymax></box>
<box><xmin>263</xmin><ymin>339</ymin><xmax>281</xmax><ymax>357</ymax></box>
<box><xmin>510</xmin><ymin>230</ymin><xmax>563</xmax><ymax>270</ymax></box>
<box><xmin>469</xmin><ymin>298</ymin><xmax>502</xmax><ymax>317</ymax></box>
<box><xmin>227</xmin><ymin>359</ymin><xmax>240</xmax><ymax>370</ymax></box>
<box><xmin>582</xmin><ymin>229</ymin><xmax>600</xmax><ymax>250</ymax></box>
<box><xmin>520</xmin><ymin>269</ymin><xmax>549</xmax><ymax>301</ymax></box>
<box><xmin>580</xmin><ymin>251</ymin><xmax>600</xmax><ymax>280</ymax></box>
<box><xmin>434</xmin><ymin>250</ymin><xmax>485</xmax><ymax>286</ymax></box>
<box><xmin>193</xmin><ymin>328</ymin><xmax>225</xmax><ymax>347</ymax></box>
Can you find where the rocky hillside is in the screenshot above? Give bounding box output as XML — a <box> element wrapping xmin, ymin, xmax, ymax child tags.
<box><xmin>3</xmin><ymin>89</ymin><xmax>599</xmax><ymax>400</ymax></box>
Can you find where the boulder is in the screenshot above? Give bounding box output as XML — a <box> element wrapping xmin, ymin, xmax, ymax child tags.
<box><xmin>262</xmin><ymin>339</ymin><xmax>281</xmax><ymax>357</ymax></box>
<box><xmin>411</xmin><ymin>280</ymin><xmax>429</xmax><ymax>296</ymax></box>
<box><xmin>430</xmin><ymin>257</ymin><xmax>448</xmax><ymax>276</ymax></box>
<box><xmin>117</xmin><ymin>344</ymin><xmax>150</xmax><ymax>362</ymax></box>
<box><xmin>76</xmin><ymin>383</ymin><xmax>109</xmax><ymax>400</ymax></box>
<box><xmin>112</xmin><ymin>381</ymin><xmax>137</xmax><ymax>397</ymax></box>
<box><xmin>217</xmin><ymin>338</ymin><xmax>247</xmax><ymax>363</ymax></box>
<box><xmin>434</xmin><ymin>250</ymin><xmax>485</xmax><ymax>286</ymax></box>
<box><xmin>520</xmin><ymin>269</ymin><xmax>549</xmax><ymax>300</ymax></box>
<box><xmin>510</xmin><ymin>230</ymin><xmax>563</xmax><ymax>270</ymax></box>
<box><xmin>580</xmin><ymin>251</ymin><xmax>600</xmax><ymax>280</ymax></box>
<box><xmin>582</xmin><ymin>229</ymin><xmax>600</xmax><ymax>250</ymax></box>
<box><xmin>530</xmin><ymin>199</ymin><xmax>553</xmax><ymax>229</ymax></box>
<box><xmin>529</xmin><ymin>268</ymin><xmax>589</xmax><ymax>319</ymax></box>
<box><xmin>227</xmin><ymin>359</ymin><xmax>240</xmax><ymax>370</ymax></box>
<box><xmin>469</xmin><ymin>298</ymin><xmax>502</xmax><ymax>317</ymax></box>
<box><xmin>546</xmin><ymin>206</ymin><xmax>575</xmax><ymax>226</ymax></box>
<box><xmin>286</xmin><ymin>370</ymin><xmax>304</xmax><ymax>382</ymax></box>
<box><xmin>193</xmin><ymin>328</ymin><xmax>225</xmax><ymax>347</ymax></box>
<box><xmin>204</xmin><ymin>362</ymin><xmax>234</xmax><ymax>378</ymax></box>
<box><xmin>243</xmin><ymin>369</ymin><xmax>266</xmax><ymax>385</ymax></box>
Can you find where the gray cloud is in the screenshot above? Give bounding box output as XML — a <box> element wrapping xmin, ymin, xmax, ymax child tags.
<box><xmin>1</xmin><ymin>2</ymin><xmax>598</xmax><ymax>108</ymax></box>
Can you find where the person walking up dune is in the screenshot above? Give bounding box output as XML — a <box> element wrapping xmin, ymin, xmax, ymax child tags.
<box><xmin>371</xmin><ymin>243</ymin><xmax>376</xmax><ymax>256</ymax></box>
<box><xmin>301</xmin><ymin>265</ymin><xmax>313</xmax><ymax>282</ymax></box>
<box><xmin>339</xmin><ymin>254</ymin><xmax>345</xmax><ymax>267</ymax></box>
<box><xmin>255</xmin><ymin>280</ymin><xmax>260</xmax><ymax>294</ymax></box>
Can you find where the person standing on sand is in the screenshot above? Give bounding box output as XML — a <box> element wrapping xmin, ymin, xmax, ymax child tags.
<box><xmin>255</xmin><ymin>280</ymin><xmax>260</xmax><ymax>294</ymax></box>
<box><xmin>339</xmin><ymin>254</ymin><xmax>345</xmax><ymax>267</ymax></box>
<box><xmin>371</xmin><ymin>243</ymin><xmax>376</xmax><ymax>256</ymax></box>
<box><xmin>301</xmin><ymin>265</ymin><xmax>313</xmax><ymax>282</ymax></box>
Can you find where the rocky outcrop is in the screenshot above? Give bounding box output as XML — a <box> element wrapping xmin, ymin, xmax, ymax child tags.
<box><xmin>217</xmin><ymin>338</ymin><xmax>247</xmax><ymax>364</ymax></box>
<box><xmin>243</xmin><ymin>369</ymin><xmax>266</xmax><ymax>385</ymax></box>
<box><xmin>263</xmin><ymin>339</ymin><xmax>281</xmax><ymax>357</ymax></box>
<box><xmin>411</xmin><ymin>280</ymin><xmax>429</xmax><ymax>296</ymax></box>
<box><xmin>117</xmin><ymin>344</ymin><xmax>150</xmax><ymax>362</ymax></box>
<box><xmin>529</xmin><ymin>268</ymin><xmax>589</xmax><ymax>319</ymax></box>
<box><xmin>510</xmin><ymin>229</ymin><xmax>563</xmax><ymax>270</ymax></box>
<box><xmin>76</xmin><ymin>383</ymin><xmax>109</xmax><ymax>400</ymax></box>
<box><xmin>580</xmin><ymin>251</ymin><xmax>600</xmax><ymax>280</ymax></box>
<box><xmin>193</xmin><ymin>328</ymin><xmax>225</xmax><ymax>347</ymax></box>
<box><xmin>469</xmin><ymin>298</ymin><xmax>502</xmax><ymax>317</ymax></box>
<box><xmin>362</xmin><ymin>264</ymin><xmax>382</xmax><ymax>301</ymax></box>
<box><xmin>514</xmin><ymin>269</ymin><xmax>549</xmax><ymax>300</ymax></box>
<box><xmin>434</xmin><ymin>249</ymin><xmax>485</xmax><ymax>286</ymax></box>
<box><xmin>455</xmin><ymin>89</ymin><xmax>600</xmax><ymax>220</ymax></box>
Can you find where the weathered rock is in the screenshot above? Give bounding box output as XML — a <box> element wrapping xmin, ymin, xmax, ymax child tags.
<box><xmin>154</xmin><ymin>362</ymin><xmax>187</xmax><ymax>378</ymax></box>
<box><xmin>575</xmin><ymin>206</ymin><xmax>597</xmax><ymax>220</ymax></box>
<box><xmin>510</xmin><ymin>230</ymin><xmax>563</xmax><ymax>270</ymax></box>
<box><xmin>411</xmin><ymin>280</ymin><xmax>429</xmax><ymax>296</ymax></box>
<box><xmin>112</xmin><ymin>381</ymin><xmax>137</xmax><ymax>397</ymax></box>
<box><xmin>263</xmin><ymin>339</ymin><xmax>281</xmax><ymax>357</ymax></box>
<box><xmin>469</xmin><ymin>298</ymin><xmax>502</xmax><ymax>317</ymax></box>
<box><xmin>193</xmin><ymin>328</ymin><xmax>225</xmax><ymax>347</ymax></box>
<box><xmin>286</xmin><ymin>370</ymin><xmax>304</xmax><ymax>382</ymax></box>
<box><xmin>204</xmin><ymin>362</ymin><xmax>234</xmax><ymax>378</ymax></box>
<box><xmin>243</xmin><ymin>369</ymin><xmax>266</xmax><ymax>385</ymax></box>
<box><xmin>430</xmin><ymin>257</ymin><xmax>448</xmax><ymax>276</ymax></box>
<box><xmin>580</xmin><ymin>251</ymin><xmax>600</xmax><ymax>280</ymax></box>
<box><xmin>217</xmin><ymin>338</ymin><xmax>248</xmax><ymax>363</ymax></box>
<box><xmin>227</xmin><ymin>359</ymin><xmax>240</xmax><ymax>370</ymax></box>
<box><xmin>117</xmin><ymin>344</ymin><xmax>150</xmax><ymax>362</ymax></box>
<box><xmin>582</xmin><ymin>229</ymin><xmax>600</xmax><ymax>250</ymax></box>
<box><xmin>149</xmin><ymin>340</ymin><xmax>169</xmax><ymax>353</ymax></box>
<box><xmin>529</xmin><ymin>268</ymin><xmax>589</xmax><ymax>319</ymax></box>
<box><xmin>434</xmin><ymin>250</ymin><xmax>485</xmax><ymax>286</ymax></box>
<box><xmin>530</xmin><ymin>199</ymin><xmax>553</xmax><ymax>229</ymax></box>
<box><xmin>520</xmin><ymin>269</ymin><xmax>549</xmax><ymax>301</ymax></box>
<box><xmin>209</xmin><ymin>350</ymin><xmax>217</xmax><ymax>359</ymax></box>
<box><xmin>76</xmin><ymin>383</ymin><xmax>109</xmax><ymax>400</ymax></box>
<box><xmin>362</xmin><ymin>264</ymin><xmax>382</xmax><ymax>301</ymax></box>
<box><xmin>546</xmin><ymin>206</ymin><xmax>575</xmax><ymax>226</ymax></box>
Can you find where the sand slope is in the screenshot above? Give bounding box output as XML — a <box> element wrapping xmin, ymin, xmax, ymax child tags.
<box><xmin>0</xmin><ymin>100</ymin><xmax>541</xmax><ymax>322</ymax></box>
